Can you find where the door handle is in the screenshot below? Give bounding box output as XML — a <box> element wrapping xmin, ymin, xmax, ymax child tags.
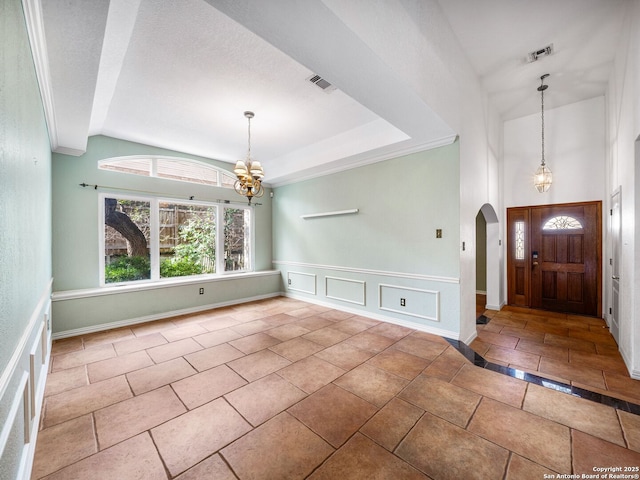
<box><xmin>612</xmin><ymin>275</ymin><xmax>620</xmax><ymax>280</ymax></box>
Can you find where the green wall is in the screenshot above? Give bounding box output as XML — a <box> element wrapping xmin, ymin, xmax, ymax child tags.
<box><xmin>273</xmin><ymin>142</ymin><xmax>462</xmax><ymax>336</ymax></box>
<box><xmin>51</xmin><ymin>135</ymin><xmax>277</xmax><ymax>334</ymax></box>
<box><xmin>52</xmin><ymin>135</ymin><xmax>273</xmax><ymax>290</ymax></box>
<box><xmin>0</xmin><ymin>0</ymin><xmax>53</xmax><ymax>477</ymax></box>
<box><xmin>273</xmin><ymin>144</ymin><xmax>460</xmax><ymax>276</ymax></box>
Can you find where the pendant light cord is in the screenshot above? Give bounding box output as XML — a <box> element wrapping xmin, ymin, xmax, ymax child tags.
<box><xmin>539</xmin><ymin>74</ymin><xmax>549</xmax><ymax>167</ymax></box>
<box><xmin>540</xmin><ymin>79</ymin><xmax>545</xmax><ymax>166</ymax></box>
<box><xmin>247</xmin><ymin>118</ymin><xmax>251</xmax><ymax>160</ymax></box>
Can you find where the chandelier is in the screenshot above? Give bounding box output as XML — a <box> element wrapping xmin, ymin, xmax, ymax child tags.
<box><xmin>534</xmin><ymin>74</ymin><xmax>552</xmax><ymax>193</ymax></box>
<box><xmin>234</xmin><ymin>111</ymin><xmax>264</xmax><ymax>204</ymax></box>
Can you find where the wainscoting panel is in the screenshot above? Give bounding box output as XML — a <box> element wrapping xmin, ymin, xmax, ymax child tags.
<box><xmin>287</xmin><ymin>271</ymin><xmax>317</xmax><ymax>295</ymax></box>
<box><xmin>0</xmin><ymin>280</ymin><xmax>52</xmax><ymax>480</ymax></box>
<box><xmin>274</xmin><ymin>261</ymin><xmax>459</xmax><ymax>337</ymax></box>
<box><xmin>379</xmin><ymin>283</ymin><xmax>440</xmax><ymax>321</ymax></box>
<box><xmin>325</xmin><ymin>276</ymin><xmax>365</xmax><ymax>305</ymax></box>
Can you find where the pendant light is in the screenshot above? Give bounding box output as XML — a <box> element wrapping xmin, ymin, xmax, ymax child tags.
<box><xmin>534</xmin><ymin>74</ymin><xmax>552</xmax><ymax>193</ymax></box>
<box><xmin>233</xmin><ymin>111</ymin><xmax>264</xmax><ymax>205</ymax></box>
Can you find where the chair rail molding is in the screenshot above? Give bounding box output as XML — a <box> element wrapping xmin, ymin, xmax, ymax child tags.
<box><xmin>272</xmin><ymin>260</ymin><xmax>459</xmax><ymax>284</ymax></box>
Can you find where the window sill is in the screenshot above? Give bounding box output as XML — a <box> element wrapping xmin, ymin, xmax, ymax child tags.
<box><xmin>52</xmin><ymin>270</ymin><xmax>281</xmax><ymax>301</ymax></box>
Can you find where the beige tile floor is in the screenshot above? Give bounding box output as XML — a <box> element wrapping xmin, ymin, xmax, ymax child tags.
<box><xmin>473</xmin><ymin>297</ymin><xmax>640</xmax><ymax>405</ymax></box>
<box><xmin>32</xmin><ymin>296</ymin><xmax>640</xmax><ymax>479</ymax></box>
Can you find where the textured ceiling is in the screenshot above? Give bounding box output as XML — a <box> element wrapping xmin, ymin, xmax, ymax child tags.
<box><xmin>37</xmin><ymin>0</ymin><xmax>628</xmax><ymax>185</ymax></box>
<box><xmin>437</xmin><ymin>0</ymin><xmax>629</xmax><ymax>120</ymax></box>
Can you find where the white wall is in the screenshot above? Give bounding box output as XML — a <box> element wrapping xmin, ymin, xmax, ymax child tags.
<box><xmin>504</xmin><ymin>96</ymin><xmax>606</xmax><ymax>209</ymax></box>
<box><xmin>607</xmin><ymin>0</ymin><xmax>640</xmax><ymax>378</ymax></box>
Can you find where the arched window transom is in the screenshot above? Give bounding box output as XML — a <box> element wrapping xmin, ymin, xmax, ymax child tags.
<box><xmin>98</xmin><ymin>156</ymin><xmax>236</xmax><ymax>188</ymax></box>
<box><xmin>543</xmin><ymin>215</ymin><xmax>583</xmax><ymax>230</ymax></box>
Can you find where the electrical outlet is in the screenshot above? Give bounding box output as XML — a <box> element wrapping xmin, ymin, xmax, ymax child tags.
<box><xmin>400</xmin><ymin>298</ymin><xmax>406</xmax><ymax>307</ymax></box>
<box><xmin>436</xmin><ymin>229</ymin><xmax>442</xmax><ymax>238</ymax></box>
<box><xmin>288</xmin><ymin>279</ymin><xmax>291</xmax><ymax>285</ymax></box>
<box><xmin>199</xmin><ymin>288</ymin><xmax>204</xmax><ymax>295</ymax></box>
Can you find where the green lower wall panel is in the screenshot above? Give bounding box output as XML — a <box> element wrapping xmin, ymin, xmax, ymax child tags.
<box><xmin>52</xmin><ymin>272</ymin><xmax>282</xmax><ymax>336</ymax></box>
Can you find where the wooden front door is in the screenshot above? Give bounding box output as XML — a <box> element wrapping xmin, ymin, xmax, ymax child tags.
<box><xmin>507</xmin><ymin>201</ymin><xmax>602</xmax><ymax>317</ymax></box>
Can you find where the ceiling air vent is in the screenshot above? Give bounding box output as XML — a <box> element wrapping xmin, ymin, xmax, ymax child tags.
<box><xmin>526</xmin><ymin>44</ymin><xmax>554</xmax><ymax>63</ymax></box>
<box><xmin>307</xmin><ymin>74</ymin><xmax>337</xmax><ymax>93</ymax></box>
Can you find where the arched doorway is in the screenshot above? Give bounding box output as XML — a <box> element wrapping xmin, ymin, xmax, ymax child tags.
<box><xmin>476</xmin><ymin>204</ymin><xmax>501</xmax><ymax>316</ymax></box>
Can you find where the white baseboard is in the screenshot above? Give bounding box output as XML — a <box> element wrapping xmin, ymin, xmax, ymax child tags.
<box><xmin>619</xmin><ymin>346</ymin><xmax>638</xmax><ymax>379</ymax></box>
<box><xmin>461</xmin><ymin>329</ymin><xmax>478</xmax><ymax>345</ymax></box>
<box><xmin>485</xmin><ymin>303</ymin><xmax>503</xmax><ymax>311</ymax></box>
<box><xmin>281</xmin><ymin>291</ymin><xmax>460</xmax><ymax>340</ymax></box>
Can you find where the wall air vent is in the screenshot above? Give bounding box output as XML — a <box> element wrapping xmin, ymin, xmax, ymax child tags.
<box><xmin>307</xmin><ymin>74</ymin><xmax>337</xmax><ymax>93</ymax></box>
<box><xmin>526</xmin><ymin>44</ymin><xmax>554</xmax><ymax>63</ymax></box>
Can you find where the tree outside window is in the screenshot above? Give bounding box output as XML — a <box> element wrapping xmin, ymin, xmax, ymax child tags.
<box><xmin>102</xmin><ymin>195</ymin><xmax>252</xmax><ymax>284</ymax></box>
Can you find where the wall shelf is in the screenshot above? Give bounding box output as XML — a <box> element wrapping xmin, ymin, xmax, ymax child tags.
<box><xmin>301</xmin><ymin>208</ymin><xmax>359</xmax><ymax>219</ymax></box>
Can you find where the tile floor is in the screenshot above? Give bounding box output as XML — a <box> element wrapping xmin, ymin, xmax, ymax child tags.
<box><xmin>32</xmin><ymin>296</ymin><xmax>640</xmax><ymax>479</ymax></box>
<box><xmin>473</xmin><ymin>296</ymin><xmax>640</xmax><ymax>405</ymax></box>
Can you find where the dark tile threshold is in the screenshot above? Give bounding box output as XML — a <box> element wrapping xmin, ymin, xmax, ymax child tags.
<box><xmin>445</xmin><ymin>337</ymin><xmax>640</xmax><ymax>416</ymax></box>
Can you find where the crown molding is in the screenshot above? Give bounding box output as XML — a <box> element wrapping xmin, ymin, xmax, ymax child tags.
<box><xmin>268</xmin><ymin>133</ymin><xmax>458</xmax><ymax>188</ymax></box>
<box><xmin>22</xmin><ymin>0</ymin><xmax>59</xmax><ymax>152</ymax></box>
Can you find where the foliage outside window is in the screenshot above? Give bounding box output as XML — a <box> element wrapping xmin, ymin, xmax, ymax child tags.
<box><xmin>102</xmin><ymin>194</ymin><xmax>252</xmax><ymax>285</ymax></box>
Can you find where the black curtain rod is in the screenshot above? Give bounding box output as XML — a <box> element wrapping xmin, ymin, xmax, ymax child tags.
<box><xmin>78</xmin><ymin>183</ymin><xmax>259</xmax><ymax>205</ymax></box>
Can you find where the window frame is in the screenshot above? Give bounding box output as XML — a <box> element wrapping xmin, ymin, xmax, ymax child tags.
<box><xmin>99</xmin><ymin>192</ymin><xmax>255</xmax><ymax>286</ymax></box>
<box><xmin>98</xmin><ymin>155</ymin><xmax>237</xmax><ymax>188</ymax></box>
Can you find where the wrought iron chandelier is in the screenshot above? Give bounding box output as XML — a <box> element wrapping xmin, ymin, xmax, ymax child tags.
<box><xmin>233</xmin><ymin>111</ymin><xmax>264</xmax><ymax>205</ymax></box>
<box><xmin>534</xmin><ymin>74</ymin><xmax>552</xmax><ymax>193</ymax></box>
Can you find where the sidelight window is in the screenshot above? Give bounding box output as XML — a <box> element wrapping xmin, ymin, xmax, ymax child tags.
<box><xmin>515</xmin><ymin>221</ymin><xmax>525</xmax><ymax>260</ymax></box>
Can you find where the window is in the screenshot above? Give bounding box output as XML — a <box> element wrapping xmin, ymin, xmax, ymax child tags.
<box><xmin>101</xmin><ymin>194</ymin><xmax>252</xmax><ymax>285</ymax></box>
<box><xmin>98</xmin><ymin>156</ymin><xmax>237</xmax><ymax>188</ymax></box>
<box><xmin>542</xmin><ymin>215</ymin><xmax>583</xmax><ymax>230</ymax></box>
<box><xmin>515</xmin><ymin>221</ymin><xmax>525</xmax><ymax>260</ymax></box>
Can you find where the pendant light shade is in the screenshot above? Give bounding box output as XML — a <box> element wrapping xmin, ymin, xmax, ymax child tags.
<box><xmin>534</xmin><ymin>163</ymin><xmax>552</xmax><ymax>193</ymax></box>
<box><xmin>533</xmin><ymin>74</ymin><xmax>552</xmax><ymax>193</ymax></box>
